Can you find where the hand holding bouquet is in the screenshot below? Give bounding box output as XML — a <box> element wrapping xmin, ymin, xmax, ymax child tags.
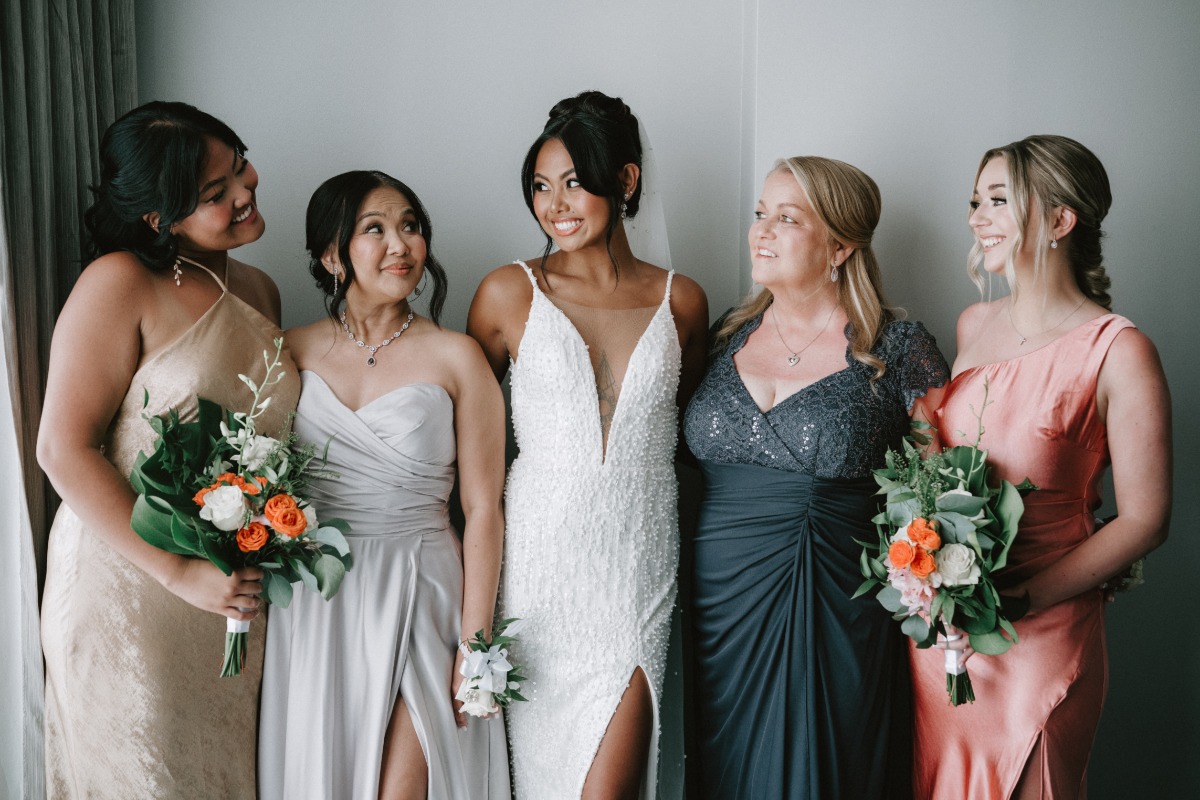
<box><xmin>130</xmin><ymin>338</ymin><xmax>353</xmax><ymax>676</ymax></box>
<box><xmin>455</xmin><ymin>618</ymin><xmax>528</xmax><ymax>717</ymax></box>
<box><xmin>855</xmin><ymin>384</ymin><xmax>1034</xmax><ymax>704</ymax></box>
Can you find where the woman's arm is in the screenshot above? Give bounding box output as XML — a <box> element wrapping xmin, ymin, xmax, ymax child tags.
<box><xmin>670</xmin><ymin>274</ymin><xmax>711</xmax><ymax>410</ymax></box>
<box><xmin>37</xmin><ymin>256</ymin><xmax>262</xmax><ymax>620</ymax></box>
<box><xmin>447</xmin><ymin>335</ymin><xmax>507</xmax><ymax>719</ymax></box>
<box><xmin>466</xmin><ymin>264</ymin><xmax>531</xmax><ymax>383</ymax></box>
<box><xmin>1015</xmin><ymin>327</ymin><xmax>1172</xmax><ymax>612</ymax></box>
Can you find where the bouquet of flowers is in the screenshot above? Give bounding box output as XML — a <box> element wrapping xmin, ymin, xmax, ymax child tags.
<box><xmin>455</xmin><ymin>618</ymin><xmax>528</xmax><ymax>717</ymax></box>
<box><xmin>854</xmin><ymin>386</ymin><xmax>1034</xmax><ymax>705</ymax></box>
<box><xmin>129</xmin><ymin>338</ymin><xmax>353</xmax><ymax>676</ymax></box>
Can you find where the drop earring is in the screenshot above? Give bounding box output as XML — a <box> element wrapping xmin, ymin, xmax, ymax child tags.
<box><xmin>1050</xmin><ymin>238</ymin><xmax>1058</xmax><ymax>250</ymax></box>
<box><xmin>332</xmin><ymin>267</ymin><xmax>339</xmax><ymax>297</ymax></box>
<box><xmin>830</xmin><ymin>262</ymin><xmax>839</xmax><ymax>283</ymax></box>
<box><xmin>620</xmin><ymin>191</ymin><xmax>631</xmax><ymax>219</ymax></box>
<box><xmin>172</xmin><ymin>258</ymin><xmax>183</xmax><ymax>286</ymax></box>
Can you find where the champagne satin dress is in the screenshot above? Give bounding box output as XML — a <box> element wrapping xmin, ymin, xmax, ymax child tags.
<box><xmin>911</xmin><ymin>314</ymin><xmax>1135</xmax><ymax>799</ymax></box>
<box><xmin>41</xmin><ymin>265</ymin><xmax>300</xmax><ymax>799</ymax></box>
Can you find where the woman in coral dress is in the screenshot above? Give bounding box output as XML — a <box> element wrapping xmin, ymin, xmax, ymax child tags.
<box><xmin>911</xmin><ymin>135</ymin><xmax>1172</xmax><ymax>799</ymax></box>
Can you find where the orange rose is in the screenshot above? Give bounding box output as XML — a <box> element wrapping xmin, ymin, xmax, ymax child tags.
<box><xmin>236</xmin><ymin>521</ymin><xmax>269</xmax><ymax>552</ymax></box>
<box><xmin>908</xmin><ymin>518</ymin><xmax>941</xmax><ymax>552</ymax></box>
<box><xmin>265</xmin><ymin>494</ymin><xmax>306</xmax><ymax>537</ymax></box>
<box><xmin>888</xmin><ymin>540</ymin><xmax>916</xmax><ymax>569</ymax></box>
<box><xmin>909</xmin><ymin>548</ymin><xmax>937</xmax><ymax>579</ymax></box>
<box><xmin>241</xmin><ymin>479</ymin><xmax>261</xmax><ymax>496</ymax></box>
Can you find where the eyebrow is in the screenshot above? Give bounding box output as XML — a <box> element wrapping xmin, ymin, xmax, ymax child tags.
<box><xmin>533</xmin><ymin>168</ymin><xmax>577</xmax><ymax>181</ymax></box>
<box><xmin>355</xmin><ymin>207</ymin><xmax>415</xmax><ymax>222</ymax></box>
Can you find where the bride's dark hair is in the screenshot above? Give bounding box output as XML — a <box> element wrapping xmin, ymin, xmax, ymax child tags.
<box><xmin>83</xmin><ymin>101</ymin><xmax>247</xmax><ymax>271</ymax></box>
<box><xmin>305</xmin><ymin>170</ymin><xmax>447</xmax><ymax>326</ymax></box>
<box><xmin>520</xmin><ymin>90</ymin><xmax>643</xmax><ymax>275</ymax></box>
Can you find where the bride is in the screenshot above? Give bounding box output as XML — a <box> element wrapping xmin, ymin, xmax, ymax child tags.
<box><xmin>468</xmin><ymin>91</ymin><xmax>709</xmax><ymax>798</ymax></box>
<box><xmin>259</xmin><ymin>170</ymin><xmax>509</xmax><ymax>799</ymax></box>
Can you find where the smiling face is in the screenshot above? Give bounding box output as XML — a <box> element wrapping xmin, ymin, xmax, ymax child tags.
<box><xmin>530</xmin><ymin>138</ymin><xmax>613</xmax><ymax>252</ymax></box>
<box><xmin>337</xmin><ymin>186</ymin><xmax>427</xmax><ymax>304</ymax></box>
<box><xmin>749</xmin><ymin>169</ymin><xmax>834</xmax><ymax>290</ymax></box>
<box><xmin>969</xmin><ymin>156</ymin><xmax>1027</xmax><ymax>274</ymax></box>
<box><xmin>171</xmin><ymin>136</ymin><xmax>264</xmax><ymax>255</ymax></box>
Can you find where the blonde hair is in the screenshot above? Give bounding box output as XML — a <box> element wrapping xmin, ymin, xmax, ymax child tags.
<box><xmin>968</xmin><ymin>135</ymin><xmax>1113</xmax><ymax>310</ymax></box>
<box><xmin>716</xmin><ymin>156</ymin><xmax>893</xmax><ymax>379</ymax></box>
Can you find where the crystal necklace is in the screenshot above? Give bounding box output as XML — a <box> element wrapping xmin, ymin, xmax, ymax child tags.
<box><xmin>771</xmin><ymin>302</ymin><xmax>838</xmax><ymax>367</ymax></box>
<box><xmin>340</xmin><ymin>308</ymin><xmax>414</xmax><ymax>367</ymax></box>
<box><xmin>1007</xmin><ymin>295</ymin><xmax>1087</xmax><ymax>346</ymax></box>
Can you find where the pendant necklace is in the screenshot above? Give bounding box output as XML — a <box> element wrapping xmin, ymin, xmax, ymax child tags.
<box><xmin>1007</xmin><ymin>296</ymin><xmax>1087</xmax><ymax>346</ymax></box>
<box><xmin>771</xmin><ymin>301</ymin><xmax>838</xmax><ymax>367</ymax></box>
<box><xmin>340</xmin><ymin>308</ymin><xmax>414</xmax><ymax>367</ymax></box>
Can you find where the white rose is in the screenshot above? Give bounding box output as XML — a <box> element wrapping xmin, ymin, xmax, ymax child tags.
<box><xmin>302</xmin><ymin>504</ymin><xmax>319</xmax><ymax>533</ymax></box>
<box><xmin>198</xmin><ymin>484</ymin><xmax>249</xmax><ymax>531</ymax></box>
<box><xmin>455</xmin><ymin>678</ymin><xmax>498</xmax><ymax>717</ymax></box>
<box><xmin>232</xmin><ymin>435</ymin><xmax>279</xmax><ymax>471</ymax></box>
<box><xmin>936</xmin><ymin>543</ymin><xmax>982</xmax><ymax>587</ymax></box>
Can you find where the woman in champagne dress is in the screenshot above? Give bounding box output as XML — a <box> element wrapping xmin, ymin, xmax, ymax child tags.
<box><xmin>468</xmin><ymin>91</ymin><xmax>709</xmax><ymax>798</ymax></box>
<box><xmin>683</xmin><ymin>156</ymin><xmax>948</xmax><ymax>799</ymax></box>
<box><xmin>39</xmin><ymin>101</ymin><xmax>298</xmax><ymax>798</ymax></box>
<box><xmin>911</xmin><ymin>135</ymin><xmax>1172</xmax><ymax>799</ymax></box>
<box><xmin>259</xmin><ymin>171</ymin><xmax>509</xmax><ymax>799</ymax></box>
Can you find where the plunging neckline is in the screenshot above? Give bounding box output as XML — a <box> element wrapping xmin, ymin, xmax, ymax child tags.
<box><xmin>732</xmin><ymin>313</ymin><xmax>856</xmax><ymax>414</ymax></box>
<box><xmin>517</xmin><ymin>260</ymin><xmax>674</xmax><ymax>465</ymax></box>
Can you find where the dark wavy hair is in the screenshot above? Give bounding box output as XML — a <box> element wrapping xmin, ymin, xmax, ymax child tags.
<box><xmin>520</xmin><ymin>90</ymin><xmax>643</xmax><ymax>276</ymax></box>
<box><xmin>83</xmin><ymin>100</ymin><xmax>246</xmax><ymax>270</ymax></box>
<box><xmin>305</xmin><ymin>170</ymin><xmax>447</xmax><ymax>326</ymax></box>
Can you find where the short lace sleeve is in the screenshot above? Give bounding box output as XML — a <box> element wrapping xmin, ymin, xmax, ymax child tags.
<box><xmin>887</xmin><ymin>321</ymin><xmax>950</xmax><ymax>412</ymax></box>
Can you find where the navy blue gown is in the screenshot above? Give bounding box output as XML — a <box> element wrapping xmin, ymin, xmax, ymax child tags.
<box><xmin>683</xmin><ymin>316</ymin><xmax>948</xmax><ymax>799</ymax></box>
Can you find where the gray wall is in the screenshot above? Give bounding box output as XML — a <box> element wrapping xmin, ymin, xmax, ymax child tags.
<box><xmin>137</xmin><ymin>1</ymin><xmax>1199</xmax><ymax>795</ymax></box>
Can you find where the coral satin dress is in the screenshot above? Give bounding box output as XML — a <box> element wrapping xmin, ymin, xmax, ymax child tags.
<box><xmin>911</xmin><ymin>314</ymin><xmax>1135</xmax><ymax>799</ymax></box>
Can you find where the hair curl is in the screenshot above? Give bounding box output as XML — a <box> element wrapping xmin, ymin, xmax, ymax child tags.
<box><xmin>83</xmin><ymin>100</ymin><xmax>246</xmax><ymax>271</ymax></box>
<box><xmin>305</xmin><ymin>170</ymin><xmax>447</xmax><ymax>326</ymax></box>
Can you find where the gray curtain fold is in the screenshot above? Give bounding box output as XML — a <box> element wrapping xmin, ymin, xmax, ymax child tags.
<box><xmin>0</xmin><ymin>0</ymin><xmax>137</xmax><ymax>585</ymax></box>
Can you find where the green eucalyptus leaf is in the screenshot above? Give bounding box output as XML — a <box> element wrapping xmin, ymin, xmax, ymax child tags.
<box><xmin>265</xmin><ymin>572</ymin><xmax>294</xmax><ymax>608</ymax></box>
<box><xmin>313</xmin><ymin>554</ymin><xmax>346</xmax><ymax>600</ymax></box>
<box><xmin>969</xmin><ymin>628</ymin><xmax>1014</xmax><ymax>656</ymax></box>
<box><xmin>295</xmin><ymin>559</ymin><xmax>319</xmax><ymax>593</ymax></box>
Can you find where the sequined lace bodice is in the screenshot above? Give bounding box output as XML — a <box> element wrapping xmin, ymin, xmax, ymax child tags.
<box><xmin>684</xmin><ymin>315</ymin><xmax>948</xmax><ymax>479</ymax></box>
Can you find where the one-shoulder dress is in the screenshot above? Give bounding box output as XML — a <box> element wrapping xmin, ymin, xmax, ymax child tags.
<box><xmin>258</xmin><ymin>372</ymin><xmax>509</xmax><ymax>799</ymax></box>
<box><xmin>911</xmin><ymin>314</ymin><xmax>1135</xmax><ymax>799</ymax></box>
<box><xmin>501</xmin><ymin>260</ymin><xmax>682</xmax><ymax>798</ymax></box>
<box><xmin>41</xmin><ymin>264</ymin><xmax>301</xmax><ymax>799</ymax></box>
<box><xmin>683</xmin><ymin>315</ymin><xmax>948</xmax><ymax>799</ymax></box>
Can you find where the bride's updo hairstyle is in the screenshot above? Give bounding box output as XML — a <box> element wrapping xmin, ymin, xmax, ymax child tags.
<box><xmin>970</xmin><ymin>134</ymin><xmax>1113</xmax><ymax>310</ymax></box>
<box><xmin>716</xmin><ymin>156</ymin><xmax>894</xmax><ymax>380</ymax></box>
<box><xmin>520</xmin><ymin>90</ymin><xmax>643</xmax><ymax>274</ymax></box>
<box><xmin>83</xmin><ymin>101</ymin><xmax>247</xmax><ymax>271</ymax></box>
<box><xmin>305</xmin><ymin>170</ymin><xmax>447</xmax><ymax>326</ymax></box>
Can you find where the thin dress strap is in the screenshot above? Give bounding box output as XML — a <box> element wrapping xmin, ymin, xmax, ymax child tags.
<box><xmin>176</xmin><ymin>255</ymin><xmax>229</xmax><ymax>293</ymax></box>
<box><xmin>514</xmin><ymin>259</ymin><xmax>538</xmax><ymax>288</ymax></box>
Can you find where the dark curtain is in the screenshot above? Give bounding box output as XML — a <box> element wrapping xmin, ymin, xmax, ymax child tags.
<box><xmin>0</xmin><ymin>0</ymin><xmax>137</xmax><ymax>585</ymax></box>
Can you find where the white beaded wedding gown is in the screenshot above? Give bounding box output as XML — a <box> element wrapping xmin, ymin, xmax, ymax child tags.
<box><xmin>501</xmin><ymin>260</ymin><xmax>682</xmax><ymax>798</ymax></box>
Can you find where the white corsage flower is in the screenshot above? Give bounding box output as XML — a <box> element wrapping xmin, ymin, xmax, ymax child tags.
<box><xmin>198</xmin><ymin>484</ymin><xmax>249</xmax><ymax>531</ymax></box>
<box><xmin>455</xmin><ymin>678</ymin><xmax>498</xmax><ymax>717</ymax></box>
<box><xmin>302</xmin><ymin>503</ymin><xmax>319</xmax><ymax>533</ymax></box>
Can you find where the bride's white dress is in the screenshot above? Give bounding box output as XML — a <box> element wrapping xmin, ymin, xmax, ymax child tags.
<box><xmin>502</xmin><ymin>261</ymin><xmax>682</xmax><ymax>798</ymax></box>
<box><xmin>258</xmin><ymin>371</ymin><xmax>509</xmax><ymax>800</ymax></box>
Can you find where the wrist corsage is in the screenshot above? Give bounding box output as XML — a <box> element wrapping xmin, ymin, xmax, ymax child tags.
<box><xmin>455</xmin><ymin>618</ymin><xmax>528</xmax><ymax>717</ymax></box>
